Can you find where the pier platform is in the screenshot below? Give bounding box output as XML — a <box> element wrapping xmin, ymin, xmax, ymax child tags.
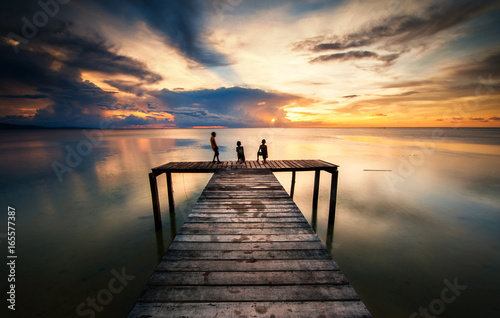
<box><xmin>129</xmin><ymin>161</ymin><xmax>371</xmax><ymax>317</ymax></box>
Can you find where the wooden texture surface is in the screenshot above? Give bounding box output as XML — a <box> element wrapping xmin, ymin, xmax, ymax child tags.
<box><xmin>128</xmin><ymin>169</ymin><xmax>370</xmax><ymax>317</ymax></box>
<box><xmin>153</xmin><ymin>159</ymin><xmax>338</xmax><ymax>174</ymax></box>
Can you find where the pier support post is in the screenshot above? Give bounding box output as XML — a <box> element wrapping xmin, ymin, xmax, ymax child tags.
<box><xmin>149</xmin><ymin>172</ymin><xmax>162</xmax><ymax>230</ymax></box>
<box><xmin>326</xmin><ymin>169</ymin><xmax>338</xmax><ymax>248</ymax></box>
<box><xmin>290</xmin><ymin>171</ymin><xmax>296</xmax><ymax>199</ymax></box>
<box><xmin>312</xmin><ymin>170</ymin><xmax>321</xmax><ymax>210</ymax></box>
<box><xmin>166</xmin><ymin>172</ymin><xmax>175</xmax><ymax>215</ymax></box>
<box><xmin>312</xmin><ymin>169</ymin><xmax>321</xmax><ymax>231</ymax></box>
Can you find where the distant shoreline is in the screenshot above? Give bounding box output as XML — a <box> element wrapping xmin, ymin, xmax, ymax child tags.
<box><xmin>1</xmin><ymin>123</ymin><xmax>499</xmax><ymax>130</ymax></box>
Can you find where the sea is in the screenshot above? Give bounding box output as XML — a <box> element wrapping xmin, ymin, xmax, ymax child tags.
<box><xmin>0</xmin><ymin>127</ymin><xmax>499</xmax><ymax>317</ymax></box>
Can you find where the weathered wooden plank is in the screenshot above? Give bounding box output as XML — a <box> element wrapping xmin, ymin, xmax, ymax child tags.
<box><xmin>191</xmin><ymin>207</ymin><xmax>301</xmax><ymax>213</ymax></box>
<box><xmin>156</xmin><ymin>259</ymin><xmax>340</xmax><ymax>271</ymax></box>
<box><xmin>188</xmin><ymin>161</ymin><xmax>202</xmax><ymax>171</ymax></box>
<box><xmin>185</xmin><ymin>217</ymin><xmax>308</xmax><ymax>223</ymax></box>
<box><xmin>202</xmin><ymin>189</ymin><xmax>286</xmax><ymax>194</ymax></box>
<box><xmin>177</xmin><ymin>227</ymin><xmax>314</xmax><ymax>235</ymax></box>
<box><xmin>173</xmin><ymin>234</ymin><xmax>320</xmax><ymax>243</ymax></box>
<box><xmin>207</xmin><ymin>180</ymin><xmax>277</xmax><ymax>185</ymax></box>
<box><xmin>138</xmin><ymin>285</ymin><xmax>360</xmax><ymax>302</ymax></box>
<box><xmin>154</xmin><ymin>160</ymin><xmax>339</xmax><ymax>173</ymax></box>
<box><xmin>195</xmin><ymin>198</ymin><xmax>296</xmax><ymax>208</ymax></box>
<box><xmin>167</xmin><ymin>241</ymin><xmax>325</xmax><ymax>251</ymax></box>
<box><xmin>187</xmin><ymin>212</ymin><xmax>303</xmax><ymax>218</ymax></box>
<box><xmin>147</xmin><ymin>270</ymin><xmax>348</xmax><ymax>286</ymax></box>
<box><xmin>128</xmin><ymin>301</ymin><xmax>371</xmax><ymax>318</ymax></box>
<box><xmin>181</xmin><ymin>222</ymin><xmax>311</xmax><ymax>228</ymax></box>
<box><xmin>288</xmin><ymin>160</ymin><xmax>303</xmax><ymax>169</ymax></box>
<box><xmin>162</xmin><ymin>249</ymin><xmax>333</xmax><ymax>260</ymax></box>
<box><xmin>269</xmin><ymin>161</ymin><xmax>280</xmax><ymax>169</ymax></box>
<box><xmin>276</xmin><ymin>160</ymin><xmax>287</xmax><ymax>169</ymax></box>
<box><xmin>198</xmin><ymin>195</ymin><xmax>291</xmax><ymax>200</ymax></box>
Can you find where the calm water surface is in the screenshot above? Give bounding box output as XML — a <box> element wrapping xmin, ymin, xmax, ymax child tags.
<box><xmin>0</xmin><ymin>128</ymin><xmax>499</xmax><ymax>317</ymax></box>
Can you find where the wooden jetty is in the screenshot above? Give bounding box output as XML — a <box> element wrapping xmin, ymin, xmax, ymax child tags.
<box><xmin>129</xmin><ymin>160</ymin><xmax>371</xmax><ymax>317</ymax></box>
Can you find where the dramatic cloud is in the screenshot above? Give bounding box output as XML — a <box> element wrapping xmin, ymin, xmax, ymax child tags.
<box><xmin>301</xmin><ymin>0</ymin><xmax>498</xmax><ymax>50</ymax></box>
<box><xmin>310</xmin><ymin>50</ymin><xmax>399</xmax><ymax>65</ymax></box>
<box><xmin>0</xmin><ymin>11</ymin><xmax>164</xmax><ymax>128</ymax></box>
<box><xmin>0</xmin><ymin>0</ymin><xmax>499</xmax><ymax>128</ymax></box>
<box><xmin>0</xmin><ymin>94</ymin><xmax>48</xmax><ymax>99</ymax></box>
<box><xmin>447</xmin><ymin>50</ymin><xmax>500</xmax><ymax>79</ymax></box>
<box><xmin>294</xmin><ymin>0</ymin><xmax>499</xmax><ymax>67</ymax></box>
<box><xmin>94</xmin><ymin>0</ymin><xmax>231</xmax><ymax>67</ymax></box>
<box><xmin>47</xmin><ymin>31</ymin><xmax>163</xmax><ymax>84</ymax></box>
<box><xmin>104</xmin><ymin>80</ymin><xmax>147</xmax><ymax>97</ymax></box>
<box><xmin>152</xmin><ymin>87</ymin><xmax>303</xmax><ymax>128</ymax></box>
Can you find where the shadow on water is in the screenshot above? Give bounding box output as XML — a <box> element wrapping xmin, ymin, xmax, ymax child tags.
<box><xmin>155</xmin><ymin>228</ymin><xmax>165</xmax><ymax>262</ymax></box>
<box><xmin>154</xmin><ymin>196</ymin><xmax>181</xmax><ymax>262</ymax></box>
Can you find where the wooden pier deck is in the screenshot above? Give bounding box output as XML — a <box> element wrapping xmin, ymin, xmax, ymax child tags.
<box><xmin>129</xmin><ymin>162</ymin><xmax>371</xmax><ymax>317</ymax></box>
<box><xmin>152</xmin><ymin>159</ymin><xmax>339</xmax><ymax>173</ymax></box>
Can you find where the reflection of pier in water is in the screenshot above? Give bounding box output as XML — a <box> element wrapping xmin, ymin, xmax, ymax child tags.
<box><xmin>130</xmin><ymin>160</ymin><xmax>371</xmax><ymax>317</ymax></box>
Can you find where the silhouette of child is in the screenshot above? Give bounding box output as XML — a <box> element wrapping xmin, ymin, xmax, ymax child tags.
<box><xmin>210</xmin><ymin>132</ymin><xmax>221</xmax><ymax>163</ymax></box>
<box><xmin>257</xmin><ymin>139</ymin><xmax>268</xmax><ymax>163</ymax></box>
<box><xmin>236</xmin><ymin>141</ymin><xmax>245</xmax><ymax>163</ymax></box>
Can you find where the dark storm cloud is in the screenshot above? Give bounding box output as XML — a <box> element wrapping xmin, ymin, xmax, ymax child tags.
<box><xmin>153</xmin><ymin>87</ymin><xmax>300</xmax><ymax>128</ymax></box>
<box><xmin>302</xmin><ymin>0</ymin><xmax>498</xmax><ymax>50</ymax></box>
<box><xmin>311</xmin><ymin>50</ymin><xmax>377</xmax><ymax>62</ymax></box>
<box><xmin>155</xmin><ymin>86</ymin><xmax>289</xmax><ymax>112</ymax></box>
<box><xmin>94</xmin><ymin>0</ymin><xmax>230</xmax><ymax>67</ymax></box>
<box><xmin>107</xmin><ymin>103</ymin><xmax>139</xmax><ymax>111</ymax></box>
<box><xmin>45</xmin><ymin>30</ymin><xmax>163</xmax><ymax>83</ymax></box>
<box><xmin>448</xmin><ymin>50</ymin><xmax>500</xmax><ymax>79</ymax></box>
<box><xmin>104</xmin><ymin>80</ymin><xmax>146</xmax><ymax>97</ymax></box>
<box><xmin>0</xmin><ymin>36</ymin><xmax>118</xmax><ymax>127</ymax></box>
<box><xmin>30</xmin><ymin>80</ymin><xmax>119</xmax><ymax>128</ymax></box>
<box><xmin>295</xmin><ymin>0</ymin><xmax>499</xmax><ymax>65</ymax></box>
<box><xmin>0</xmin><ymin>13</ymin><xmax>163</xmax><ymax>128</ymax></box>
<box><xmin>310</xmin><ymin>50</ymin><xmax>399</xmax><ymax>65</ymax></box>
<box><xmin>0</xmin><ymin>94</ymin><xmax>48</xmax><ymax>99</ymax></box>
<box><xmin>165</xmin><ymin>106</ymin><xmax>243</xmax><ymax>127</ymax></box>
<box><xmin>113</xmin><ymin>114</ymin><xmax>173</xmax><ymax>127</ymax></box>
<box><xmin>2</xmin><ymin>0</ymin><xmax>230</xmax><ymax>67</ymax></box>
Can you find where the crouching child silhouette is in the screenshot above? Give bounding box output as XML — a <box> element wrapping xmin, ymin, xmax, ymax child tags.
<box><xmin>236</xmin><ymin>141</ymin><xmax>245</xmax><ymax>163</ymax></box>
<box><xmin>257</xmin><ymin>139</ymin><xmax>268</xmax><ymax>163</ymax></box>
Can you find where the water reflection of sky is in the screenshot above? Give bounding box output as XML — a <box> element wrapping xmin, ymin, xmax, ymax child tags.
<box><xmin>0</xmin><ymin>128</ymin><xmax>498</xmax><ymax>317</ymax></box>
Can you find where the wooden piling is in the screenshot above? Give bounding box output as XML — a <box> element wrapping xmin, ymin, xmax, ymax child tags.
<box><xmin>327</xmin><ymin>169</ymin><xmax>339</xmax><ymax>250</ymax></box>
<box><xmin>149</xmin><ymin>172</ymin><xmax>162</xmax><ymax>230</ymax></box>
<box><xmin>312</xmin><ymin>169</ymin><xmax>321</xmax><ymax>210</ymax></box>
<box><xmin>166</xmin><ymin>172</ymin><xmax>175</xmax><ymax>215</ymax></box>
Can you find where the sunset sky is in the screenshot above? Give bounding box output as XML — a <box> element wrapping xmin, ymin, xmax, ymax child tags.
<box><xmin>1</xmin><ymin>0</ymin><xmax>499</xmax><ymax>128</ymax></box>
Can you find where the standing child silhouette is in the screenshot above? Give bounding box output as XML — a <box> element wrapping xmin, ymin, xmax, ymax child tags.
<box><xmin>210</xmin><ymin>132</ymin><xmax>221</xmax><ymax>163</ymax></box>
